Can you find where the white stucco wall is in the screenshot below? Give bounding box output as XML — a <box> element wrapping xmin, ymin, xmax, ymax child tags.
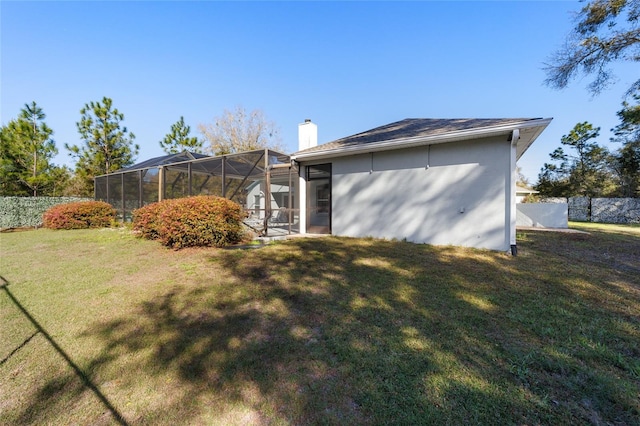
<box><xmin>328</xmin><ymin>137</ymin><xmax>512</xmax><ymax>251</ymax></box>
<box><xmin>516</xmin><ymin>203</ymin><xmax>568</xmax><ymax>228</ymax></box>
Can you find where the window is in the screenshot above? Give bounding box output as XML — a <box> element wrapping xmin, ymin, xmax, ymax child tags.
<box><xmin>316</xmin><ymin>185</ymin><xmax>329</xmax><ymax>213</ymax></box>
<box><xmin>307</xmin><ymin>164</ymin><xmax>331</xmax><ymax>180</ymax></box>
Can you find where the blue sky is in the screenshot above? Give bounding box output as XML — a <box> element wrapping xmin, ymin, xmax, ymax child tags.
<box><xmin>2</xmin><ymin>1</ymin><xmax>637</xmax><ymax>183</ymax></box>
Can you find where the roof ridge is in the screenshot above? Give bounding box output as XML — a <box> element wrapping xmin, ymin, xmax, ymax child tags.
<box><xmin>295</xmin><ymin>118</ymin><xmax>545</xmax><ymax>155</ymax></box>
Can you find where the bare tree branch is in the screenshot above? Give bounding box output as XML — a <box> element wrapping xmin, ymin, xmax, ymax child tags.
<box><xmin>198</xmin><ymin>106</ymin><xmax>284</xmax><ymax>156</ymax></box>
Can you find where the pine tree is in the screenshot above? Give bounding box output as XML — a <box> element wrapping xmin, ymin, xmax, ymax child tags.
<box><xmin>536</xmin><ymin>122</ymin><xmax>617</xmax><ymax>197</ymax></box>
<box><xmin>67</xmin><ymin>97</ymin><xmax>139</xmax><ymax>195</ymax></box>
<box><xmin>0</xmin><ymin>102</ymin><xmax>58</xmax><ymax>196</ymax></box>
<box><xmin>545</xmin><ymin>0</ymin><xmax>640</xmax><ymax>96</ymax></box>
<box><xmin>159</xmin><ymin>116</ymin><xmax>203</xmax><ymax>154</ymax></box>
<box><xmin>611</xmin><ymin>97</ymin><xmax>640</xmax><ymax>196</ymax></box>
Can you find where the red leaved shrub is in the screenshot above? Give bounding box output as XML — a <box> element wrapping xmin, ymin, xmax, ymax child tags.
<box><xmin>132</xmin><ymin>196</ymin><xmax>244</xmax><ymax>249</ymax></box>
<box><xmin>131</xmin><ymin>201</ymin><xmax>169</xmax><ymax>240</ymax></box>
<box><xmin>43</xmin><ymin>201</ymin><xmax>116</xmax><ymax>230</ymax></box>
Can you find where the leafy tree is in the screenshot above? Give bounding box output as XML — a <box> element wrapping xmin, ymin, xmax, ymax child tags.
<box><xmin>0</xmin><ymin>102</ymin><xmax>59</xmax><ymax>196</ymax></box>
<box><xmin>545</xmin><ymin>0</ymin><xmax>640</xmax><ymax>96</ymax></box>
<box><xmin>67</xmin><ymin>97</ymin><xmax>139</xmax><ymax>196</ymax></box>
<box><xmin>536</xmin><ymin>122</ymin><xmax>617</xmax><ymax>197</ymax></box>
<box><xmin>613</xmin><ymin>141</ymin><xmax>640</xmax><ymax>195</ymax></box>
<box><xmin>0</xmin><ymin>123</ymin><xmax>23</xmax><ymax>195</ymax></box>
<box><xmin>536</xmin><ymin>148</ymin><xmax>573</xmax><ymax>197</ymax></box>
<box><xmin>59</xmin><ymin>170</ymin><xmax>92</xmax><ymax>197</ymax></box>
<box><xmin>544</xmin><ymin>0</ymin><xmax>640</xmax><ymax>197</ymax></box>
<box><xmin>47</xmin><ymin>166</ymin><xmax>76</xmax><ymax>197</ymax></box>
<box><xmin>198</xmin><ymin>106</ymin><xmax>283</xmax><ymax>155</ymax></box>
<box><xmin>611</xmin><ymin>96</ymin><xmax>640</xmax><ymax>196</ymax></box>
<box><xmin>159</xmin><ymin>116</ymin><xmax>203</xmax><ymax>154</ymax></box>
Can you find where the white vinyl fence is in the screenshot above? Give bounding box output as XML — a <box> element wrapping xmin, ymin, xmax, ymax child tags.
<box><xmin>516</xmin><ymin>203</ymin><xmax>568</xmax><ymax>228</ymax></box>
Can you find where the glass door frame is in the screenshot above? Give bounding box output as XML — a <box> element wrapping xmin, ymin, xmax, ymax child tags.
<box><xmin>306</xmin><ymin>163</ymin><xmax>331</xmax><ymax>234</ymax></box>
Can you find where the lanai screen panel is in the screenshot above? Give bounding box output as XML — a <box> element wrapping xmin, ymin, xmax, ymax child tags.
<box><xmin>268</xmin><ymin>167</ymin><xmax>299</xmax><ymax>234</ymax></box>
<box><xmin>95</xmin><ymin>149</ymin><xmax>293</xmax><ymax>228</ymax></box>
<box><xmin>190</xmin><ymin>157</ymin><xmax>223</xmax><ymax>197</ymax></box>
<box><xmin>123</xmin><ymin>171</ymin><xmax>140</xmax><ymax>221</ymax></box>
<box><xmin>142</xmin><ymin>169</ymin><xmax>159</xmax><ymax>205</ymax></box>
<box><xmin>227</xmin><ymin>151</ymin><xmax>267</xmax><ymax>205</ymax></box>
<box><xmin>193</xmin><ymin>174</ymin><xmax>224</xmax><ymax>197</ymax></box>
<box><xmin>95</xmin><ymin>176</ymin><xmax>108</xmax><ymax>201</ymax></box>
<box><xmin>164</xmin><ymin>166</ymin><xmax>190</xmax><ymax>200</ymax></box>
<box><xmin>107</xmin><ymin>175</ymin><xmax>123</xmax><ymax>221</ymax></box>
<box><xmin>191</xmin><ymin>156</ymin><xmax>223</xmax><ymax>177</ymax></box>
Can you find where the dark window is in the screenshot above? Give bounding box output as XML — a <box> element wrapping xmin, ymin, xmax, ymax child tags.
<box><xmin>307</xmin><ymin>163</ymin><xmax>331</xmax><ymax>180</ymax></box>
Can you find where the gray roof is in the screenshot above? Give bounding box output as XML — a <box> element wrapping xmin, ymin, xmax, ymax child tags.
<box><xmin>293</xmin><ymin>118</ymin><xmax>551</xmax><ymax>160</ymax></box>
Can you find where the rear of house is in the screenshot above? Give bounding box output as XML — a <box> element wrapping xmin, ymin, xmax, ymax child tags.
<box><xmin>292</xmin><ymin>118</ymin><xmax>552</xmax><ymax>252</ymax></box>
<box><xmin>95</xmin><ymin>117</ymin><xmax>552</xmax><ymax>252</ymax></box>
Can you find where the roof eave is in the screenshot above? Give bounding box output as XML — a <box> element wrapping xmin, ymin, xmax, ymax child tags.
<box><xmin>292</xmin><ymin>118</ymin><xmax>553</xmax><ymax>162</ymax></box>
<box><xmin>515</xmin><ymin>119</ymin><xmax>552</xmax><ymax>159</ymax></box>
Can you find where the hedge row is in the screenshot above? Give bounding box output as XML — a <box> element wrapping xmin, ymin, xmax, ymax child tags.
<box><xmin>0</xmin><ymin>196</ymin><xmax>92</xmax><ymax>228</ymax></box>
<box><xmin>132</xmin><ymin>196</ymin><xmax>245</xmax><ymax>249</ymax></box>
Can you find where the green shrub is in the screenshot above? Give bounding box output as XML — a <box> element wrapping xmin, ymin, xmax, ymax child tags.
<box><xmin>132</xmin><ymin>196</ymin><xmax>244</xmax><ymax>249</ymax></box>
<box><xmin>42</xmin><ymin>201</ymin><xmax>116</xmax><ymax>230</ymax></box>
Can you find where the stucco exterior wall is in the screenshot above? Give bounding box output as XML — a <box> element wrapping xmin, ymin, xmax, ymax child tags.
<box><xmin>516</xmin><ymin>203</ymin><xmax>568</xmax><ymax>228</ymax></box>
<box><xmin>329</xmin><ymin>137</ymin><xmax>511</xmax><ymax>251</ymax></box>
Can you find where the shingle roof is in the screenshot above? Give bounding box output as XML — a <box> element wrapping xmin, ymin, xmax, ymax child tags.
<box><xmin>294</xmin><ymin>118</ymin><xmax>545</xmax><ymax>156</ymax></box>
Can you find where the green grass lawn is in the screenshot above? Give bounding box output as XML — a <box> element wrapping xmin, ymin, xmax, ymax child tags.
<box><xmin>1</xmin><ymin>224</ymin><xmax>638</xmax><ymax>425</ymax></box>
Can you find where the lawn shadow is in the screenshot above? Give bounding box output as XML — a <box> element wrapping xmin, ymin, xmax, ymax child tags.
<box><xmin>70</xmin><ymin>234</ymin><xmax>640</xmax><ymax>424</ymax></box>
<box><xmin>0</xmin><ymin>275</ymin><xmax>129</xmax><ymax>425</ymax></box>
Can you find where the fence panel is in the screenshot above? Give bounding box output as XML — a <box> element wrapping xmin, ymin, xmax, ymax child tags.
<box><xmin>0</xmin><ymin>197</ymin><xmax>92</xmax><ymax>228</ymax></box>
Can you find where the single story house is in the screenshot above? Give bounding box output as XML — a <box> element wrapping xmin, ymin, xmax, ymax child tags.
<box><xmin>95</xmin><ymin>117</ymin><xmax>551</xmax><ymax>253</ymax></box>
<box><xmin>516</xmin><ymin>185</ymin><xmax>539</xmax><ymax>203</ymax></box>
<box><xmin>291</xmin><ymin>118</ymin><xmax>552</xmax><ymax>253</ymax></box>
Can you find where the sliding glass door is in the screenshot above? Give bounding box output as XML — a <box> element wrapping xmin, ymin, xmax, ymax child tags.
<box><xmin>306</xmin><ymin>164</ymin><xmax>331</xmax><ymax>234</ymax></box>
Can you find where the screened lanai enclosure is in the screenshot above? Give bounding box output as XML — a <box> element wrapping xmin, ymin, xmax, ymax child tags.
<box><xmin>94</xmin><ymin>149</ymin><xmax>299</xmax><ymax>236</ymax></box>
